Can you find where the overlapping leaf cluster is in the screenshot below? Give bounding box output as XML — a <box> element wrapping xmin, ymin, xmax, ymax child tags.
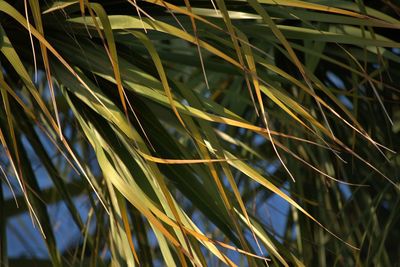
<box><xmin>0</xmin><ymin>0</ymin><xmax>399</xmax><ymax>266</ymax></box>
